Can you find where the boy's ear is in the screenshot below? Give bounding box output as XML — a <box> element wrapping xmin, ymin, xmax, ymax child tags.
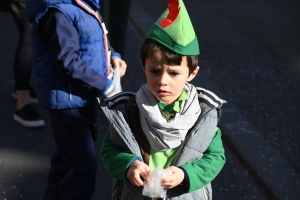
<box><xmin>187</xmin><ymin>66</ymin><xmax>200</xmax><ymax>82</ymax></box>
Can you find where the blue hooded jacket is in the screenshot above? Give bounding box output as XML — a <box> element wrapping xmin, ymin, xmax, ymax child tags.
<box><xmin>25</xmin><ymin>0</ymin><xmax>118</xmax><ymax>109</ymax></box>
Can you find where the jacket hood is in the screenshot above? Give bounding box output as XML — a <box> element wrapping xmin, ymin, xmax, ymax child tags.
<box><xmin>25</xmin><ymin>0</ymin><xmax>100</xmax><ymax>23</ymax></box>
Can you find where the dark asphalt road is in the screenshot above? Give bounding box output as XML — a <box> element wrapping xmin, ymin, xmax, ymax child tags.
<box><xmin>1</xmin><ymin>0</ymin><xmax>299</xmax><ymax>199</ymax></box>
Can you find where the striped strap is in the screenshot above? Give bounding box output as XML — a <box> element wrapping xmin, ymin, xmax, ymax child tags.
<box><xmin>103</xmin><ymin>91</ymin><xmax>136</xmax><ymax>109</ymax></box>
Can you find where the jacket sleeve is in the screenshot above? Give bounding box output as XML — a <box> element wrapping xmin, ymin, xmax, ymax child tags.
<box><xmin>111</xmin><ymin>47</ymin><xmax>121</xmax><ymax>59</ymax></box>
<box><xmin>47</xmin><ymin>11</ymin><xmax>113</xmax><ymax>96</ymax></box>
<box><xmin>100</xmin><ymin>131</ymin><xmax>140</xmax><ymax>182</ymax></box>
<box><xmin>180</xmin><ymin>128</ymin><xmax>226</xmax><ymax>193</ymax></box>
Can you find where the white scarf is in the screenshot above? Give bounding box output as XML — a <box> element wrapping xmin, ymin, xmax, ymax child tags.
<box><xmin>135</xmin><ymin>83</ymin><xmax>201</xmax><ymax>151</ymax></box>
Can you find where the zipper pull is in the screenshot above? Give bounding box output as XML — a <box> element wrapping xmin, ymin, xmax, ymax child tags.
<box><xmin>69</xmin><ymin>83</ymin><xmax>72</xmax><ymax>100</ymax></box>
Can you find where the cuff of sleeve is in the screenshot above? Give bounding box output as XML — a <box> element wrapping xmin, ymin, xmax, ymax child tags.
<box><xmin>127</xmin><ymin>157</ymin><xmax>143</xmax><ymax>168</ymax></box>
<box><xmin>112</xmin><ymin>52</ymin><xmax>121</xmax><ymax>59</ymax></box>
<box><xmin>111</xmin><ymin>46</ymin><xmax>122</xmax><ymax>59</ymax></box>
<box><xmin>178</xmin><ymin>167</ymin><xmax>190</xmax><ymax>193</ymax></box>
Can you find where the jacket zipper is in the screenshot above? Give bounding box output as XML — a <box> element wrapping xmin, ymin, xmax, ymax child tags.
<box><xmin>117</xmin><ymin>181</ymin><xmax>122</xmax><ymax>200</ymax></box>
<box><xmin>203</xmin><ymin>186</ymin><xmax>209</xmax><ymax>200</ymax></box>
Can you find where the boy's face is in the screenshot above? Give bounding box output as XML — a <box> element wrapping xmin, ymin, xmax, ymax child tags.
<box><xmin>143</xmin><ymin>51</ymin><xmax>199</xmax><ymax>104</ymax></box>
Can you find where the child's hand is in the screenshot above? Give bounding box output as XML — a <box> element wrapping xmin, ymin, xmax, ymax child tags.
<box><xmin>127</xmin><ymin>160</ymin><xmax>150</xmax><ymax>187</ymax></box>
<box><xmin>161</xmin><ymin>166</ymin><xmax>184</xmax><ymax>189</ymax></box>
<box><xmin>111</xmin><ymin>57</ymin><xmax>127</xmax><ymax>77</ymax></box>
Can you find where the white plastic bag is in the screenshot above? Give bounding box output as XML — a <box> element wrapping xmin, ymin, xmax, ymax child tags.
<box><xmin>108</xmin><ymin>65</ymin><xmax>122</xmax><ymax>93</ymax></box>
<box><xmin>142</xmin><ymin>167</ymin><xmax>172</xmax><ymax>198</ymax></box>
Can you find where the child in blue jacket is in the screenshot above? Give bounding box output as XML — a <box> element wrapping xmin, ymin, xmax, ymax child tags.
<box><xmin>25</xmin><ymin>0</ymin><xmax>127</xmax><ymax>199</ymax></box>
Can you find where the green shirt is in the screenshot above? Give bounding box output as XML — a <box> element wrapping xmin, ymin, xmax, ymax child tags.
<box><xmin>149</xmin><ymin>89</ymin><xmax>188</xmax><ymax>170</ymax></box>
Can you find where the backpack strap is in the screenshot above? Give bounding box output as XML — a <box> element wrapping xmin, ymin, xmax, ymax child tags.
<box><xmin>103</xmin><ymin>91</ymin><xmax>136</xmax><ymax>109</ymax></box>
<box><xmin>125</xmin><ymin>96</ymin><xmax>151</xmax><ymax>165</ymax></box>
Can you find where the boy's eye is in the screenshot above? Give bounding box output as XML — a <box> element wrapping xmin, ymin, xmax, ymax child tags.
<box><xmin>150</xmin><ymin>70</ymin><xmax>159</xmax><ymax>74</ymax></box>
<box><xmin>170</xmin><ymin>72</ymin><xmax>179</xmax><ymax>76</ymax></box>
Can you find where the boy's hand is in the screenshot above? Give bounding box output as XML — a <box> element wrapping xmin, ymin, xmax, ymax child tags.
<box><xmin>127</xmin><ymin>160</ymin><xmax>150</xmax><ymax>187</ymax></box>
<box><xmin>161</xmin><ymin>166</ymin><xmax>185</xmax><ymax>189</ymax></box>
<box><xmin>111</xmin><ymin>57</ymin><xmax>127</xmax><ymax>77</ymax></box>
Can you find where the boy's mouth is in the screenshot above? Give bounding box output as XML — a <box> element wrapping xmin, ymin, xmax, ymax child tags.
<box><xmin>156</xmin><ymin>90</ymin><xmax>169</xmax><ymax>96</ymax></box>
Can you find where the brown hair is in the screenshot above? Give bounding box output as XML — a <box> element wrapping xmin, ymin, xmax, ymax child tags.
<box><xmin>140</xmin><ymin>39</ymin><xmax>198</xmax><ymax>75</ymax></box>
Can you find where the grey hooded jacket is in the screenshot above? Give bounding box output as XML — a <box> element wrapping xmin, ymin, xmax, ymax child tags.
<box><xmin>99</xmin><ymin>87</ymin><xmax>226</xmax><ymax>200</ymax></box>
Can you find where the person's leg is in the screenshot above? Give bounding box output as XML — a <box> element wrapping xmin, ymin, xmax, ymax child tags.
<box><xmin>44</xmin><ymin>106</ymin><xmax>97</xmax><ymax>200</ymax></box>
<box><xmin>9</xmin><ymin>2</ymin><xmax>34</xmax><ymax>106</ymax></box>
<box><xmin>13</xmin><ymin>15</ymin><xmax>33</xmax><ymax>109</ymax></box>
<box><xmin>13</xmin><ymin>16</ymin><xmax>31</xmax><ymax>90</ymax></box>
<box><xmin>9</xmin><ymin>2</ymin><xmax>45</xmax><ymax>127</ymax></box>
<box><xmin>43</xmin><ymin>149</ymin><xmax>68</xmax><ymax>200</ymax></box>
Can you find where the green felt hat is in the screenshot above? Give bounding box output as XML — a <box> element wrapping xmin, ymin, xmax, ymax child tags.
<box><xmin>146</xmin><ymin>0</ymin><xmax>200</xmax><ymax>55</ymax></box>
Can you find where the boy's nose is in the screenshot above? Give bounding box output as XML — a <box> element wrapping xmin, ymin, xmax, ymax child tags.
<box><xmin>158</xmin><ymin>73</ymin><xmax>168</xmax><ymax>85</ymax></box>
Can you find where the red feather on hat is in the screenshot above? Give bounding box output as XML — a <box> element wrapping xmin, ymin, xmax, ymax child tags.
<box><xmin>159</xmin><ymin>0</ymin><xmax>180</xmax><ymax>28</ymax></box>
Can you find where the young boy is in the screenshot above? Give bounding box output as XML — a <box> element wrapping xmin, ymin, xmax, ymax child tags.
<box><xmin>24</xmin><ymin>0</ymin><xmax>126</xmax><ymax>199</ymax></box>
<box><xmin>100</xmin><ymin>0</ymin><xmax>226</xmax><ymax>199</ymax></box>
